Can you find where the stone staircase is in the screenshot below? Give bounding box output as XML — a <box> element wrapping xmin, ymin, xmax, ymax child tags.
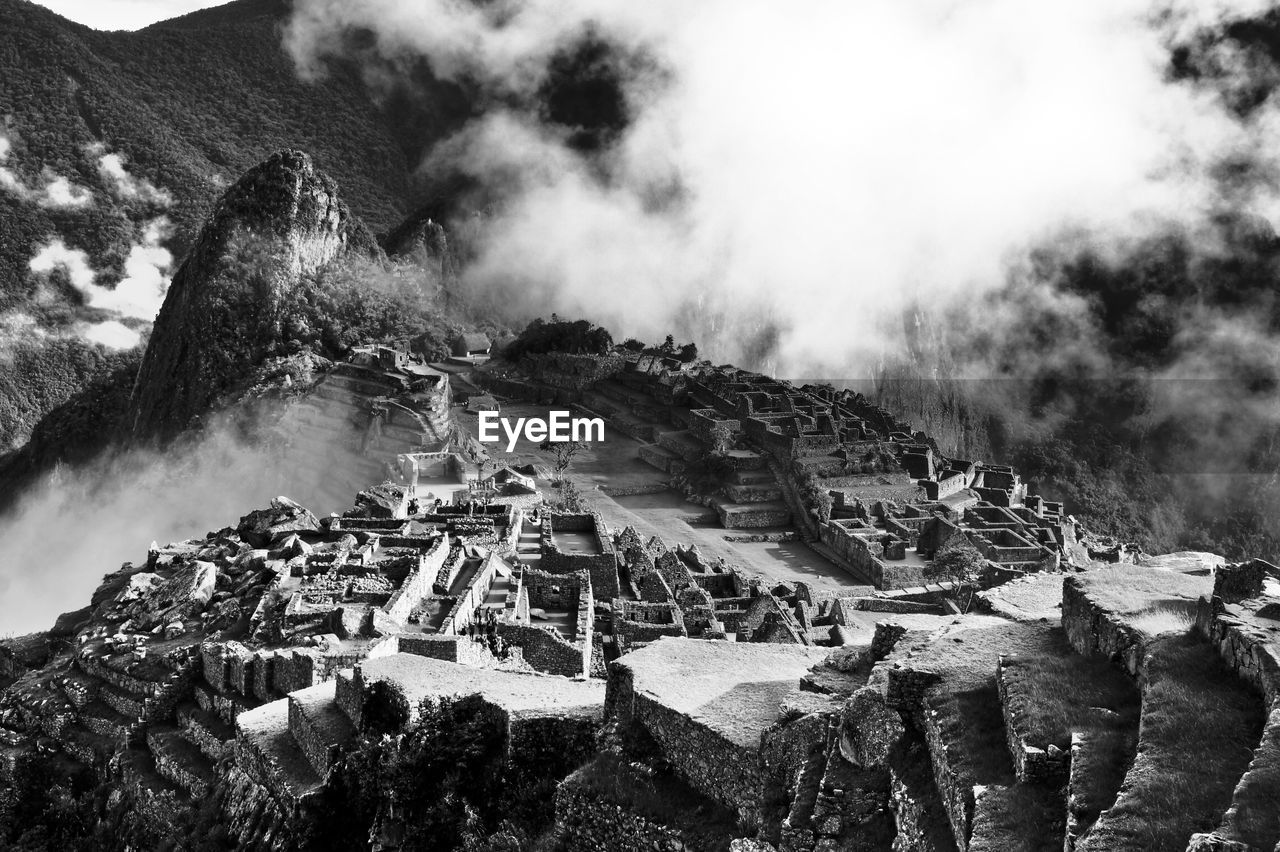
<box><xmin>146</xmin><ymin>725</ymin><xmax>218</xmax><ymax>799</ymax></box>
<box><xmin>177</xmin><ymin>702</ymin><xmax>234</xmax><ymax>762</ymax></box>
<box><xmin>4</xmin><ymin>642</ymin><xmax>197</xmax><ymax>770</ymax></box>
<box><xmin>236</xmin><ymin>699</ymin><xmax>324</xmax><ymax>803</ymax></box>
<box><xmin>638</xmin><ymin>442</ymin><xmax>684</xmax><ymax>475</ymax></box>
<box><xmin>515</xmin><ymin>522</ymin><xmax>543</xmax><ymax>569</ymax></box>
<box><xmin>287</xmin><ymin>682</ymin><xmax>356</xmax><ymax>778</ymax></box>
<box><xmin>233</xmin><ymin>679</ymin><xmax>359</xmax><ymax>807</ymax></box>
<box><xmin>722</xmin><ymin>466</ymin><xmax>785</xmax><ymax>504</ymax></box>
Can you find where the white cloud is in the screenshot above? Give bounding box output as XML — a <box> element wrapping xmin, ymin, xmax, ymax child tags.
<box><xmin>0</xmin><ymin>128</ymin><xmax>96</xmax><ymax>209</ymax></box>
<box><xmin>39</xmin><ymin>173</ymin><xmax>94</xmax><ymax>209</ymax></box>
<box><xmin>81</xmin><ymin>319</ymin><xmax>141</xmax><ymax>350</ymax></box>
<box><xmin>28</xmin><ymin>239</ymin><xmax>96</xmax><ymax>290</ymax></box>
<box><xmin>288</xmin><ymin>0</ymin><xmax>1280</xmax><ymax>375</ymax></box>
<box><xmin>98</xmin><ymin>151</ymin><xmax>173</xmax><ymax>205</ymax></box>
<box><xmin>28</xmin><ymin>218</ymin><xmax>173</xmax><ymax>343</ymax></box>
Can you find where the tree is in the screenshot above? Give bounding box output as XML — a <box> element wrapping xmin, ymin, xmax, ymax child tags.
<box><xmin>794</xmin><ymin>468</ymin><xmax>834</xmax><ymax>524</ymax></box>
<box><xmin>547</xmin><ymin>479</ymin><xmax>588</xmax><ymax>512</ymax></box>
<box><xmin>927</xmin><ymin>537</ymin><xmax>986</xmax><ymax>612</ymax></box>
<box><xmin>540</xmin><ymin>439</ymin><xmax>586</xmax><ymax>483</ymax></box>
<box><xmin>680</xmin><ymin>449</ymin><xmax>734</xmax><ymax>495</ymax></box>
<box><xmin>504</xmin><ymin>317</ymin><xmax>613</xmax><ymax>360</ymax></box>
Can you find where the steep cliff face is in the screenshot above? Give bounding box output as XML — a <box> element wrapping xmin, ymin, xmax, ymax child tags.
<box><xmin>127</xmin><ymin>150</ymin><xmax>381</xmax><ymax>443</ymax></box>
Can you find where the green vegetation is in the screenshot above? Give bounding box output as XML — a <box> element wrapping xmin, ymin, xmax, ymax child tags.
<box><xmin>0</xmin><ymin>754</ymin><xmax>97</xmax><ymax>851</ymax></box>
<box><xmin>619</xmin><ymin>335</ymin><xmax>698</xmax><ymax>362</ymax></box>
<box><xmin>0</xmin><ymin>338</ymin><xmax>141</xmax><ymax>455</ymax></box>
<box><xmin>312</xmin><ymin>694</ymin><xmax>592</xmax><ymax>852</ymax></box>
<box><xmin>567</xmin><ymin>752</ymin><xmax>738</xmax><ymax>851</ymax></box>
<box><xmin>1000</xmin><ymin>640</ymin><xmax>1140</xmax><ymax>752</ymax></box>
<box><xmin>678</xmin><ymin>450</ymin><xmax>735</xmax><ymax>495</ymax></box>
<box><xmin>504</xmin><ymin>316</ymin><xmax>613</xmax><ymax>360</ymax></box>
<box><xmin>1072</xmin><ymin>565</ymin><xmax>1210</xmax><ymax>621</ymax></box>
<box><xmin>794</xmin><ymin>467</ymin><xmax>833</xmax><ymax>523</ymax></box>
<box><xmin>1078</xmin><ymin>634</ymin><xmax>1264</xmax><ymax>852</ymax></box>
<box><xmin>547</xmin><ymin>480</ymin><xmax>589</xmax><ymax>513</ymax></box>
<box><xmin>0</xmin><ymin>345</ymin><xmax>140</xmax><ymax>491</ymax></box>
<box><xmin>539</xmin><ymin>438</ymin><xmax>587</xmax><ymax>483</ymax></box>
<box><xmin>279</xmin><ymin>256</ymin><xmax>459</xmax><ymax>362</ymax></box>
<box><xmin>926</xmin><ymin>537</ymin><xmax>986</xmax><ymax>611</ymax></box>
<box><xmin>0</xmin><ymin>0</ymin><xmax>473</xmax><ymax>453</ymax></box>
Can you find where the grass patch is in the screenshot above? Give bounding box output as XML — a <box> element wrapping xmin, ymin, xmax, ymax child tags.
<box><xmin>1125</xmin><ymin>601</ymin><xmax>1199</xmax><ymax>638</ymax></box>
<box><xmin>1073</xmin><ymin>565</ymin><xmax>1210</xmax><ymax>617</ymax></box>
<box><xmin>1069</xmin><ymin>727</ymin><xmax>1138</xmax><ymax>838</ymax></box>
<box><xmin>1078</xmin><ymin>634</ymin><xmax>1264</xmax><ymax>852</ymax></box>
<box><xmin>970</xmin><ymin>784</ymin><xmax>1065</xmax><ymax>852</ymax></box>
<box><xmin>1001</xmin><ymin>631</ymin><xmax>1141</xmax><ymax>751</ymax></box>
<box><xmin>912</xmin><ymin>622</ymin><xmax>1057</xmax><ymax>786</ymax></box>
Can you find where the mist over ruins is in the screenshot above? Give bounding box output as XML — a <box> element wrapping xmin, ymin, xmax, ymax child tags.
<box><xmin>2</xmin><ymin>0</ymin><xmax>1280</xmax><ymax>851</ymax></box>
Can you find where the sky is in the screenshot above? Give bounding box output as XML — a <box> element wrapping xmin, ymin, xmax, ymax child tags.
<box><xmin>32</xmin><ymin>0</ymin><xmax>225</xmax><ymax>31</ymax></box>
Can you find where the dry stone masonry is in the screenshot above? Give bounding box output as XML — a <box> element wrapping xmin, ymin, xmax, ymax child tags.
<box><xmin>2</xmin><ymin>349</ymin><xmax>1279</xmax><ymax>852</ymax></box>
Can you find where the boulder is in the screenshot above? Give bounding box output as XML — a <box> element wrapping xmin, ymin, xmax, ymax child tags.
<box><xmin>840</xmin><ymin>686</ymin><xmax>905</xmax><ymax>767</ymax></box>
<box><xmin>236</xmin><ymin>497</ymin><xmax>321</xmax><ymax>548</ymax></box>
<box><xmin>116</xmin><ymin>573</ymin><xmax>163</xmax><ymax>604</ymax></box>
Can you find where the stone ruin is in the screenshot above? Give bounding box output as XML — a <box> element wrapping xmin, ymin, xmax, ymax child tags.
<box><xmin>1</xmin><ymin>352</ymin><xmax>1278</xmax><ymax>852</ymax></box>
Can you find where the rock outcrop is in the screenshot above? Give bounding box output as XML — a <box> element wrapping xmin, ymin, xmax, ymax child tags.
<box><xmin>127</xmin><ymin>150</ymin><xmax>382</xmax><ymax>443</ymax></box>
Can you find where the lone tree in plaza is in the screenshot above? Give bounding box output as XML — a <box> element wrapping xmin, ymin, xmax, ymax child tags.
<box><xmin>927</xmin><ymin>537</ymin><xmax>987</xmax><ymax>612</ymax></box>
<box><xmin>541</xmin><ymin>438</ymin><xmax>587</xmax><ymax>483</ymax></box>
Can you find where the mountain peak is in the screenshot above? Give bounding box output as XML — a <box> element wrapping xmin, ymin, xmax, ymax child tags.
<box><xmin>126</xmin><ymin>149</ymin><xmax>381</xmax><ymax>443</ymax></box>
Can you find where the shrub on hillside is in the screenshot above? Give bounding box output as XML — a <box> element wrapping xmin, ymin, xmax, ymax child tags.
<box><xmin>794</xmin><ymin>468</ymin><xmax>833</xmax><ymax>523</ymax></box>
<box><xmin>504</xmin><ymin>316</ymin><xmax>612</xmax><ymax>360</ymax></box>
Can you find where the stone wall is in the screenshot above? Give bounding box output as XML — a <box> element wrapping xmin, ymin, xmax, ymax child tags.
<box><xmin>439</xmin><ymin>552</ymin><xmax>501</xmax><ymax>636</ymax></box>
<box><xmin>524</xmin><ymin>352</ymin><xmax>626</xmax><ymax>391</ymax></box>
<box><xmin>496</xmin><ymin>623</ymin><xmax>588</xmax><ymax>677</ymax></box>
<box><xmin>820</xmin><ymin>524</ymin><xmax>882</xmax><ymax>583</ymax></box>
<box><xmin>607</xmin><ymin>664</ymin><xmax>763</xmax><ymax>816</ymax></box>
<box><xmin>1212</xmin><ymin>559</ymin><xmax>1274</xmax><ymax>604</ymax></box>
<box><xmin>638</xmin><ymin>444</ymin><xmax>685</xmax><ymax>475</ymax></box>
<box><xmin>0</xmin><ymin>634</ymin><xmax>50</xmax><ymax>681</ymax></box>
<box><xmin>614</xmin><ymin>617</ymin><xmax>686</xmax><ymax>654</ymax></box>
<box><xmin>919</xmin><ymin>702</ymin><xmax>974</xmax><ymax>852</ymax></box>
<box><xmin>1195</xmin><ymin>597</ymin><xmax>1280</xmax><ymax>707</ymax></box>
<box><xmin>688</xmin><ymin>408</ymin><xmax>741</xmax><ymax>444</ymax></box>
<box><xmin>831</xmin><ymin>597</ymin><xmax>940</xmax><ymax>620</ymax></box>
<box><xmin>996</xmin><ymin>655</ymin><xmax>1069</xmax><ymax>785</ymax></box>
<box><xmin>887</xmin><ymin>734</ymin><xmax>956</xmax><ymax>852</ymax></box>
<box><xmin>383</xmin><ymin>534</ymin><xmax>449</xmax><ymax>623</ymax></box>
<box><xmin>920</xmin><ymin>472</ymin><xmax>967</xmax><ymax>501</ymax></box>
<box><xmin>542</xmin><ymin>513</ymin><xmax>620</xmax><ymax>599</ymax></box>
<box><xmin>1062</xmin><ymin>729</ymin><xmax>1133</xmax><ymax>852</ymax></box>
<box><xmin>1061</xmin><ymin>576</ymin><xmax>1147</xmax><ymax>678</ymax></box>
<box><xmin>509</xmin><ymin>712</ymin><xmax>599</xmax><ymax>774</ymax></box>
<box><xmin>396</xmin><ymin>633</ymin><xmax>497</xmax><ymax>668</ymax></box>
<box><xmin>221</xmin><ymin>765</ymin><xmax>298</xmax><ymax>852</ymax></box>
<box><xmin>717</xmin><ymin>502</ymin><xmax>792</xmax><ymax>529</ymax></box>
